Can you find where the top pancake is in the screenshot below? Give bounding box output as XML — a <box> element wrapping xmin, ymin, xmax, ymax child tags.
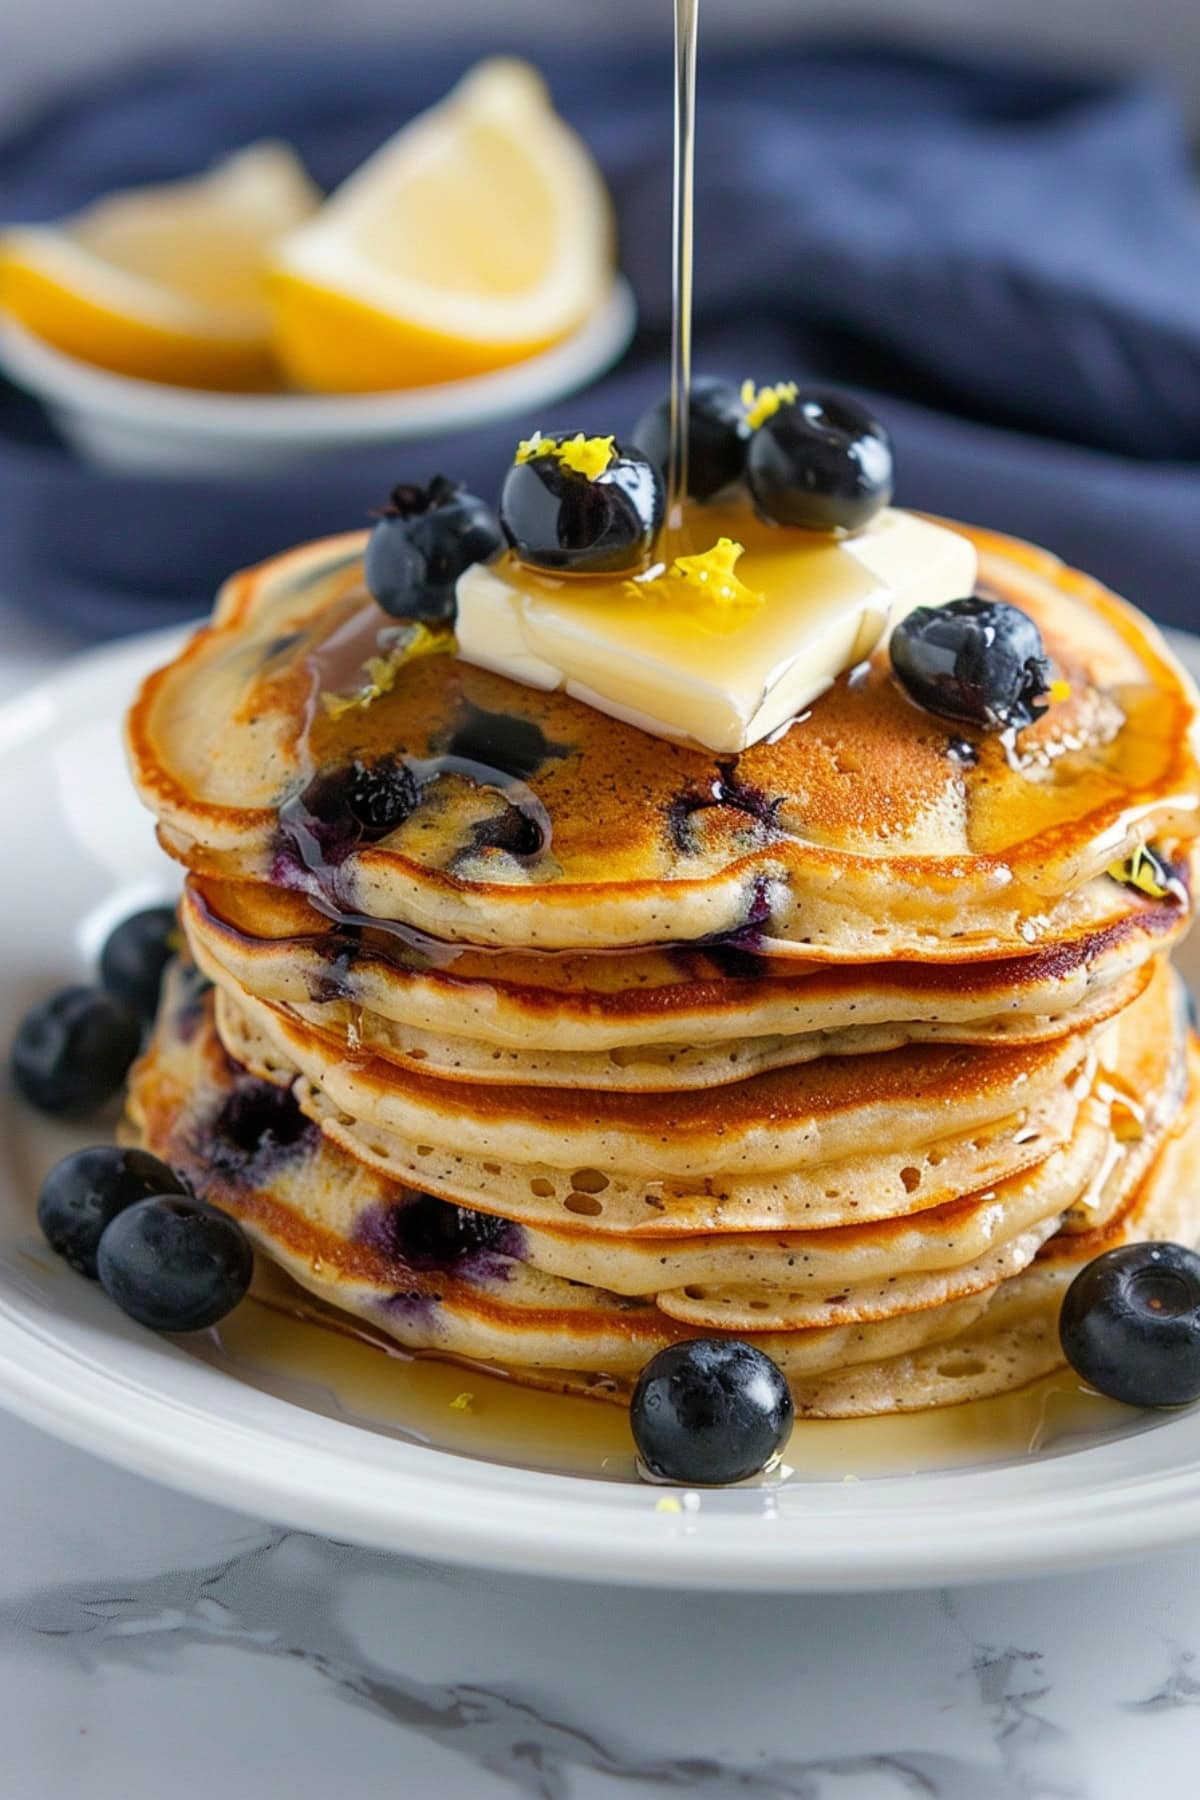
<box><xmin>127</xmin><ymin>519</ymin><xmax>1200</xmax><ymax>953</ymax></box>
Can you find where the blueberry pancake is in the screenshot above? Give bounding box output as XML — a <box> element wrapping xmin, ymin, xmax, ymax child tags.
<box><xmin>180</xmin><ymin>871</ymin><xmax>1185</xmax><ymax>1091</ymax></box>
<box><xmin>122</xmin><ymin>962</ymin><xmax>1200</xmax><ymax>1415</ymax></box>
<box><xmin>112</xmin><ymin>402</ymin><xmax>1200</xmax><ymax>1438</ymax></box>
<box><xmin>128</xmin><ymin>516</ymin><xmax>1200</xmax><ymax>956</ymax></box>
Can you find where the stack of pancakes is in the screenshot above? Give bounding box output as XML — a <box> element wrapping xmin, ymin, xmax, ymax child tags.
<box><xmin>124</xmin><ymin>519</ymin><xmax>1200</xmax><ymax>1416</ymax></box>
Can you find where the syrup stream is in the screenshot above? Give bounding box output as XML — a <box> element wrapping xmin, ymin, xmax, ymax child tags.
<box><xmin>666</xmin><ymin>0</ymin><xmax>699</xmax><ymax>526</ymax></box>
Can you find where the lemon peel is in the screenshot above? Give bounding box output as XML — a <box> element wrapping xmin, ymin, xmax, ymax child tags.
<box><xmin>742</xmin><ymin>379</ymin><xmax>798</xmax><ymax>432</ymax></box>
<box><xmin>515</xmin><ymin>432</ymin><xmax>615</xmax><ymax>481</ymax></box>
<box><xmin>1107</xmin><ymin>844</ymin><xmax>1184</xmax><ymax>902</ymax></box>
<box><xmin>321</xmin><ymin>621</ymin><xmax>454</xmax><ymax>719</ymax></box>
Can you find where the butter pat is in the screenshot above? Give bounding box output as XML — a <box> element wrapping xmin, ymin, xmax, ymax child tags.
<box><xmin>455</xmin><ymin>508</ymin><xmax>977</xmax><ymax>753</ymax></box>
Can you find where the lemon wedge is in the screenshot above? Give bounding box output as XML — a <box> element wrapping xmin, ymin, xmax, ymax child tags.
<box><xmin>267</xmin><ymin>58</ymin><xmax>614</xmax><ymax>392</ymax></box>
<box><xmin>0</xmin><ymin>143</ymin><xmax>321</xmax><ymax>390</ymax></box>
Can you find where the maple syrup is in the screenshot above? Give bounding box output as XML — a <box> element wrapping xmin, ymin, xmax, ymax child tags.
<box><xmin>191</xmin><ymin>1267</ymin><xmax>1141</xmax><ymax>1484</ymax></box>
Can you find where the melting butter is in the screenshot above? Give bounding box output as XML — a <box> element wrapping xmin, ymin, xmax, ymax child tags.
<box><xmin>455</xmin><ymin>504</ymin><xmax>977</xmax><ymax>753</ymax></box>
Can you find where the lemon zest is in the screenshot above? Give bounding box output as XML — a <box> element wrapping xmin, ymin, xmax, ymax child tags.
<box><xmin>1107</xmin><ymin>844</ymin><xmax>1181</xmax><ymax>901</ymax></box>
<box><xmin>669</xmin><ymin>537</ymin><xmax>764</xmax><ymax>610</ymax></box>
<box><xmin>1049</xmin><ymin>678</ymin><xmax>1073</xmax><ymax>703</ymax></box>
<box><xmin>654</xmin><ymin>1495</ymin><xmax>683</xmax><ymax>1513</ymax></box>
<box><xmin>449</xmin><ymin>1392</ymin><xmax>475</xmax><ymax>1412</ymax></box>
<box><xmin>742</xmin><ymin>379</ymin><xmax>798</xmax><ymax>432</ymax></box>
<box><xmin>321</xmin><ymin>621</ymin><xmax>454</xmax><ymax>719</ymax></box>
<box><xmin>514</xmin><ymin>432</ymin><xmax>615</xmax><ymax>481</ymax></box>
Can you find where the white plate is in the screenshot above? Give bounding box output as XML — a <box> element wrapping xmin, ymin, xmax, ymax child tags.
<box><xmin>0</xmin><ymin>279</ymin><xmax>636</xmax><ymax>477</ymax></box>
<box><xmin>3</xmin><ymin>626</ymin><xmax>1200</xmax><ymax>1593</ymax></box>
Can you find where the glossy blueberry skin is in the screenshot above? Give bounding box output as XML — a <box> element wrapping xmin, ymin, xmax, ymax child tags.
<box><xmin>99</xmin><ymin>906</ymin><xmax>178</xmax><ymax>1018</ymax></box>
<box><xmin>386</xmin><ymin>1194</ymin><xmax>513</xmax><ymax>1271</ymax></box>
<box><xmin>631</xmin><ymin>1339</ymin><xmax>793</xmax><ymax>1485</ymax></box>
<box><xmin>298</xmin><ymin>756</ymin><xmax>422</xmax><ymax>844</ymax></box>
<box><xmin>365</xmin><ymin>476</ymin><xmax>503</xmax><ymax>623</ymax></box>
<box><xmin>631</xmin><ymin>377</ymin><xmax>749</xmax><ymax>502</ymax></box>
<box><xmin>1060</xmin><ymin>1242</ymin><xmax>1200</xmax><ymax>1408</ymax></box>
<box><xmin>499</xmin><ymin>437</ymin><xmax>664</xmax><ymax>574</ymax></box>
<box><xmin>97</xmin><ymin>1195</ymin><xmax>253</xmax><ymax>1333</ymax></box>
<box><xmin>890</xmin><ymin>595</ymin><xmax>1052</xmax><ymax>733</ymax></box>
<box><xmin>38</xmin><ymin>1146</ymin><xmax>189</xmax><ymax>1279</ymax></box>
<box><xmin>11</xmin><ymin>986</ymin><xmax>142</xmax><ymax>1116</ymax></box>
<box><xmin>746</xmin><ymin>389</ymin><xmax>893</xmax><ymax>532</ymax></box>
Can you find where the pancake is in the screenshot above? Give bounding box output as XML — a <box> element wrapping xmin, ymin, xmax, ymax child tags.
<box><xmin>209</xmin><ymin>956</ymin><xmax>1192</xmax><ymax>1334</ymax></box>
<box><xmin>124</xmin><ymin>963</ymin><xmax>1200</xmax><ymax>1412</ymax></box>
<box><xmin>181</xmin><ymin>873</ymin><xmax>1183</xmax><ymax>1091</ymax></box>
<box><xmin>127</xmin><ymin>520</ymin><xmax>1200</xmax><ymax>956</ymax></box>
<box><xmin>789</xmin><ymin>1052</ymin><xmax>1200</xmax><ymax>1416</ymax></box>
<box><xmin>211</xmin><ymin>949</ymin><xmax>1186</xmax><ymax>1242</ymax></box>
<box><xmin>123</xmin><ymin>970</ymin><xmax>998</xmax><ymax>1384</ymax></box>
<box><xmin>209</xmin><ymin>967</ymin><xmax>1111</xmax><ymax>1179</ymax></box>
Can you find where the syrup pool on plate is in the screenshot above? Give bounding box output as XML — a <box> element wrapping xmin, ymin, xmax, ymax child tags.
<box><xmin>188</xmin><ymin>1263</ymin><xmax>1142</xmax><ymax>1484</ymax></box>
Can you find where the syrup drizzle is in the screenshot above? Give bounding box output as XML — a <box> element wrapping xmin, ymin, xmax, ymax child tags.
<box><xmin>666</xmin><ymin>0</ymin><xmax>699</xmax><ymax>525</ymax></box>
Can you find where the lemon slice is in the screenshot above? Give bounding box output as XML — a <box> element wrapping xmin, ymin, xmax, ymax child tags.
<box><xmin>267</xmin><ymin>58</ymin><xmax>614</xmax><ymax>393</ymax></box>
<box><xmin>0</xmin><ymin>144</ymin><xmax>320</xmax><ymax>390</ymax></box>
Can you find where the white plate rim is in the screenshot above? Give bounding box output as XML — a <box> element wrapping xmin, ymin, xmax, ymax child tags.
<box><xmin>3</xmin><ymin>625</ymin><xmax>1200</xmax><ymax>1593</ymax></box>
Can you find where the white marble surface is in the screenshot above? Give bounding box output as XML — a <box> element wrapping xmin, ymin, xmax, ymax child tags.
<box><xmin>5</xmin><ymin>1403</ymin><xmax>1200</xmax><ymax>1799</ymax></box>
<box><xmin>4</xmin><ymin>609</ymin><xmax>1200</xmax><ymax>1796</ymax></box>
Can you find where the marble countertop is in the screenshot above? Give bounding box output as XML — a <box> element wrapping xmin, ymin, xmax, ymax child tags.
<box><xmin>5</xmin><ymin>610</ymin><xmax>1200</xmax><ymax>1797</ymax></box>
<box><xmin>6</xmin><ymin>1404</ymin><xmax>1200</xmax><ymax>1799</ymax></box>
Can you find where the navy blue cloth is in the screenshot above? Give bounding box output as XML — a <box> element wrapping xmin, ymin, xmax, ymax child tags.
<box><xmin>2</xmin><ymin>41</ymin><xmax>1200</xmax><ymax>639</ymax></box>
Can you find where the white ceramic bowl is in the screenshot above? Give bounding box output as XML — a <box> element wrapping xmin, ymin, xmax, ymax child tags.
<box><xmin>0</xmin><ymin>277</ymin><xmax>636</xmax><ymax>478</ymax></box>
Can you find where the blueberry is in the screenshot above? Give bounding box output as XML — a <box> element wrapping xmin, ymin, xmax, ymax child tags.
<box><xmin>630</xmin><ymin>1339</ymin><xmax>793</xmax><ymax>1485</ymax></box>
<box><xmin>1060</xmin><ymin>1242</ymin><xmax>1200</xmax><ymax>1407</ymax></box>
<box><xmin>631</xmin><ymin>377</ymin><xmax>748</xmax><ymax>502</ymax></box>
<box><xmin>445</xmin><ymin>704</ymin><xmax>558</xmax><ymax>782</ymax></box>
<box><xmin>365</xmin><ymin>475</ymin><xmax>502</xmax><ymax>623</ymax></box>
<box><xmin>384</xmin><ymin>1194</ymin><xmax>512</xmax><ymax>1271</ymax></box>
<box><xmin>890</xmin><ymin>596</ymin><xmax>1052</xmax><ymax>733</ymax></box>
<box><xmin>469</xmin><ymin>807</ymin><xmax>545</xmax><ymax>858</ymax></box>
<box><xmin>97</xmin><ymin>1195</ymin><xmax>253</xmax><ymax>1333</ymax></box>
<box><xmin>500</xmin><ymin>432</ymin><xmax>664</xmax><ymax>574</ymax></box>
<box><xmin>38</xmin><ymin>1146</ymin><xmax>189</xmax><ymax>1279</ymax></box>
<box><xmin>11</xmin><ymin>986</ymin><xmax>142</xmax><ymax>1116</ymax></box>
<box><xmin>99</xmin><ymin>906</ymin><xmax>178</xmax><ymax>1018</ymax></box>
<box><xmin>297</xmin><ymin>756</ymin><xmax>421</xmax><ymax>849</ymax></box>
<box><xmin>745</xmin><ymin>387</ymin><xmax>893</xmax><ymax>532</ymax></box>
<box><xmin>344</xmin><ymin>758</ymin><xmax>422</xmax><ymax>835</ymax></box>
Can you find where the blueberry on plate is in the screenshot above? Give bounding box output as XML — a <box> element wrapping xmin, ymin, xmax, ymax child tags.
<box><xmin>11</xmin><ymin>986</ymin><xmax>142</xmax><ymax>1116</ymax></box>
<box><xmin>1059</xmin><ymin>1242</ymin><xmax>1200</xmax><ymax>1408</ymax></box>
<box><xmin>631</xmin><ymin>377</ymin><xmax>749</xmax><ymax>502</ymax></box>
<box><xmin>631</xmin><ymin>1339</ymin><xmax>793</xmax><ymax>1485</ymax></box>
<box><xmin>100</xmin><ymin>905</ymin><xmax>178</xmax><ymax>1018</ymax></box>
<box><xmin>745</xmin><ymin>386</ymin><xmax>893</xmax><ymax>532</ymax></box>
<box><xmin>97</xmin><ymin>1194</ymin><xmax>253</xmax><ymax>1333</ymax></box>
<box><xmin>890</xmin><ymin>596</ymin><xmax>1052</xmax><ymax>733</ymax></box>
<box><xmin>499</xmin><ymin>432</ymin><xmax>664</xmax><ymax>574</ymax></box>
<box><xmin>365</xmin><ymin>475</ymin><xmax>503</xmax><ymax>623</ymax></box>
<box><xmin>38</xmin><ymin>1145</ymin><xmax>189</xmax><ymax>1279</ymax></box>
